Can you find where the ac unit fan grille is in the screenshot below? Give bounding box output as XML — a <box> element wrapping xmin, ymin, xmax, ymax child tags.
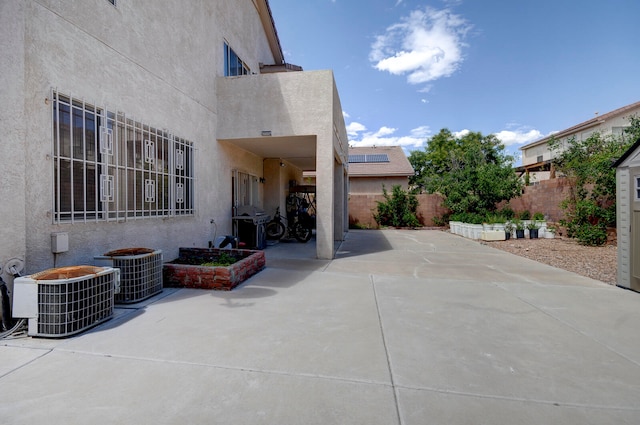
<box><xmin>37</xmin><ymin>273</ymin><xmax>114</xmax><ymax>337</ymax></box>
<box><xmin>108</xmin><ymin>251</ymin><xmax>163</xmax><ymax>303</ymax></box>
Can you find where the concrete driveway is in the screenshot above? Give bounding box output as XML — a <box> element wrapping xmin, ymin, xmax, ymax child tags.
<box><xmin>1</xmin><ymin>229</ymin><xmax>639</xmax><ymax>424</ymax></box>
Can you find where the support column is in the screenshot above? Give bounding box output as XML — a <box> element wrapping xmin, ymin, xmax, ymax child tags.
<box><xmin>333</xmin><ymin>159</ymin><xmax>346</xmax><ymax>241</ymax></box>
<box><xmin>316</xmin><ymin>137</ymin><xmax>334</xmax><ymax>259</ymax></box>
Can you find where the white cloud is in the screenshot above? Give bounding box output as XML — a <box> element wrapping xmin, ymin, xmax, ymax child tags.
<box><xmin>348</xmin><ymin>125</ymin><xmax>431</xmax><ymax>151</ymax></box>
<box><xmin>346</xmin><ymin>121</ymin><xmax>367</xmax><ymax>137</ymax></box>
<box><xmin>343</xmin><ymin>111</ymin><xmax>350</xmax><ymax>118</ymax></box>
<box><xmin>453</xmin><ymin>129</ymin><xmax>470</xmax><ymax>138</ymax></box>
<box><xmin>493</xmin><ymin>128</ymin><xmax>543</xmax><ymax>146</ymax></box>
<box><xmin>375</xmin><ymin>126</ymin><xmax>396</xmax><ymax>137</ymax></box>
<box><xmin>410</xmin><ymin>126</ymin><xmax>431</xmax><ymax>137</ymax></box>
<box><xmin>369</xmin><ymin>7</ymin><xmax>471</xmax><ymax>85</ymax></box>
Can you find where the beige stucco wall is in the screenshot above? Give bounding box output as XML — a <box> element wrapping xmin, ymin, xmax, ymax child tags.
<box><xmin>1</xmin><ymin>0</ymin><xmax>277</xmax><ymax>275</ymax></box>
<box><xmin>0</xmin><ymin>1</ymin><xmax>27</xmax><ymax>282</ymax></box>
<box><xmin>349</xmin><ymin>177</ymin><xmax>409</xmax><ymax>194</ymax></box>
<box><xmin>217</xmin><ymin>71</ymin><xmax>348</xmax><ymax>258</ymax></box>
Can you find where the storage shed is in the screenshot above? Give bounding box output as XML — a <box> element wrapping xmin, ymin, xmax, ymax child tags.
<box><xmin>614</xmin><ymin>137</ymin><xmax>640</xmax><ymax>292</ymax></box>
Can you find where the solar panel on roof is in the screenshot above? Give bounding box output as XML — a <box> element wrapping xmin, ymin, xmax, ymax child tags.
<box><xmin>348</xmin><ymin>154</ymin><xmax>366</xmax><ymax>163</ymax></box>
<box><xmin>366</xmin><ymin>154</ymin><xmax>389</xmax><ymax>163</ymax></box>
<box><xmin>348</xmin><ymin>154</ymin><xmax>390</xmax><ymax>163</ymax></box>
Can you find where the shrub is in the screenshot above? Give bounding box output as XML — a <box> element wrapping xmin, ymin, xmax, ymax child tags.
<box><xmin>574</xmin><ymin>223</ymin><xmax>607</xmax><ymax>246</ymax></box>
<box><xmin>498</xmin><ymin>205</ymin><xmax>515</xmax><ymax>220</ymax></box>
<box><xmin>518</xmin><ymin>210</ymin><xmax>531</xmax><ymax>220</ymax></box>
<box><xmin>431</xmin><ymin>215</ymin><xmax>446</xmax><ymax>227</ymax></box>
<box><xmin>374</xmin><ymin>185</ymin><xmax>421</xmax><ymax>228</ymax></box>
<box><xmin>550</xmin><ymin>122</ymin><xmax>638</xmax><ymax>246</ymax></box>
<box><xmin>532</xmin><ymin>212</ymin><xmax>545</xmax><ymax>221</ymax></box>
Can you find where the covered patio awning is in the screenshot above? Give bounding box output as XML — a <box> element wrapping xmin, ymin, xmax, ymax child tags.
<box><xmin>219</xmin><ymin>135</ymin><xmax>316</xmax><ymax>171</ymax></box>
<box><xmin>216</xmin><ymin>70</ymin><xmax>349</xmax><ymax>259</ymax></box>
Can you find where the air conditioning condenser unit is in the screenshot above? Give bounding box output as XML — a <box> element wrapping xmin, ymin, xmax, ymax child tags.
<box><xmin>12</xmin><ymin>266</ymin><xmax>120</xmax><ymax>338</ymax></box>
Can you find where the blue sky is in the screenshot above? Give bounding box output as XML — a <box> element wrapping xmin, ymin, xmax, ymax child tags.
<box><xmin>268</xmin><ymin>0</ymin><xmax>640</xmax><ymax>164</ymax></box>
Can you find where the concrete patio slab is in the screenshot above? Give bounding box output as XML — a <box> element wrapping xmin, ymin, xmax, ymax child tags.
<box><xmin>1</xmin><ymin>229</ymin><xmax>639</xmax><ymax>424</ymax></box>
<box><xmin>0</xmin><ymin>350</ymin><xmax>399</xmax><ymax>425</ymax></box>
<box><xmin>398</xmin><ymin>387</ymin><xmax>640</xmax><ymax>425</ymax></box>
<box><xmin>373</xmin><ymin>275</ymin><xmax>640</xmax><ymax>408</ymax></box>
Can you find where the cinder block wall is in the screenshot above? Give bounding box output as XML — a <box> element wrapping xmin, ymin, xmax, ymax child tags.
<box><xmin>349</xmin><ymin>178</ymin><xmax>577</xmax><ymax>228</ymax></box>
<box><xmin>505</xmin><ymin>178</ymin><xmax>574</xmax><ymax>222</ymax></box>
<box><xmin>349</xmin><ymin>193</ymin><xmax>448</xmax><ymax>228</ymax></box>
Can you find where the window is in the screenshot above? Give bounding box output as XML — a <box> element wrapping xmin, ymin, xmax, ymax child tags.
<box><xmin>635</xmin><ymin>175</ymin><xmax>640</xmax><ymax>201</ymax></box>
<box><xmin>52</xmin><ymin>91</ymin><xmax>195</xmax><ymax>223</ymax></box>
<box><xmin>612</xmin><ymin>126</ymin><xmax>628</xmax><ymax>136</ymax></box>
<box><xmin>232</xmin><ymin>170</ymin><xmax>259</xmax><ymax>215</ymax></box>
<box><xmin>224</xmin><ymin>42</ymin><xmax>250</xmax><ymax>76</ymax></box>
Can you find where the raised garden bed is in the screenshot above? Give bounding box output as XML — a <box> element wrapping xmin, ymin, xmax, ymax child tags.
<box><xmin>163</xmin><ymin>247</ymin><xmax>265</xmax><ymax>291</ymax></box>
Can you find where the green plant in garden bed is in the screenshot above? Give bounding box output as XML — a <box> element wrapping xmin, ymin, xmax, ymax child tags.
<box><xmin>201</xmin><ymin>252</ymin><xmax>238</xmax><ymax>267</ymax></box>
<box><xmin>526</xmin><ymin>220</ymin><xmax>540</xmax><ymax>230</ymax></box>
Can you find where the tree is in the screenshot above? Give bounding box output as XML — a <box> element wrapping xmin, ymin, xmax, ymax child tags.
<box><xmin>408</xmin><ymin>129</ymin><xmax>522</xmax><ymax>217</ymax></box>
<box><xmin>550</xmin><ymin>115</ymin><xmax>640</xmax><ymax>245</ymax></box>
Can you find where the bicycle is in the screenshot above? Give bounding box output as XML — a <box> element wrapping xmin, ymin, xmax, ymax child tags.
<box><xmin>266</xmin><ymin>204</ymin><xmax>313</xmax><ymax>243</ymax></box>
<box><xmin>266</xmin><ymin>207</ymin><xmax>286</xmax><ymax>240</ymax></box>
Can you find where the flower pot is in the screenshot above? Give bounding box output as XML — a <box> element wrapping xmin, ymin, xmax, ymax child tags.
<box><xmin>515</xmin><ymin>229</ymin><xmax>525</xmax><ymax>239</ymax></box>
<box><xmin>470</xmin><ymin>224</ymin><xmax>484</xmax><ymax>240</ymax></box>
<box><xmin>529</xmin><ymin>229</ymin><xmax>539</xmax><ymax>239</ymax></box>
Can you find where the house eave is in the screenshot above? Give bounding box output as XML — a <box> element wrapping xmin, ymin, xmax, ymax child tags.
<box><xmin>256</xmin><ymin>0</ymin><xmax>284</xmax><ymax>65</ymax></box>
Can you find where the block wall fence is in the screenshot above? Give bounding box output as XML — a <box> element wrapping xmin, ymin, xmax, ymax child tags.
<box><xmin>348</xmin><ymin>178</ymin><xmax>575</xmax><ymax>228</ymax></box>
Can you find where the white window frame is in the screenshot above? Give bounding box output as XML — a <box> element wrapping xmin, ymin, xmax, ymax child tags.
<box><xmin>231</xmin><ymin>170</ymin><xmax>259</xmax><ymax>215</ymax></box>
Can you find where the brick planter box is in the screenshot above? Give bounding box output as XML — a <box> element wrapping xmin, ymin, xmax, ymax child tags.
<box><xmin>163</xmin><ymin>248</ymin><xmax>265</xmax><ymax>291</ymax></box>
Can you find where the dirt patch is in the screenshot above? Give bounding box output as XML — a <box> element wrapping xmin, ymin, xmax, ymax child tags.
<box><xmin>482</xmin><ymin>237</ymin><xmax>617</xmax><ymax>285</ymax></box>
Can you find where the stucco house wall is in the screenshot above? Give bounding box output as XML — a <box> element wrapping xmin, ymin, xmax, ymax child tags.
<box><xmin>0</xmin><ymin>0</ymin><xmax>348</xmax><ymax>285</ymax></box>
<box><xmin>349</xmin><ymin>177</ymin><xmax>410</xmax><ymax>194</ymax></box>
<box><xmin>0</xmin><ymin>1</ymin><xmax>28</xmax><ymax>277</ymax></box>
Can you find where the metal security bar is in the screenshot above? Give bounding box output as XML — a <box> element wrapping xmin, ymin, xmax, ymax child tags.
<box><xmin>52</xmin><ymin>90</ymin><xmax>195</xmax><ymax>223</ymax></box>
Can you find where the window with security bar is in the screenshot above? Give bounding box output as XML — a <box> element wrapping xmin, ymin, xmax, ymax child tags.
<box><xmin>52</xmin><ymin>92</ymin><xmax>195</xmax><ymax>223</ymax></box>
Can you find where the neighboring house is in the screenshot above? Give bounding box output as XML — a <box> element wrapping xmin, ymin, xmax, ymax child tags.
<box><xmin>518</xmin><ymin>101</ymin><xmax>640</xmax><ymax>183</ymax></box>
<box><xmin>347</xmin><ymin>146</ymin><xmax>415</xmax><ymax>227</ymax></box>
<box><xmin>348</xmin><ymin>146</ymin><xmax>415</xmax><ymax>193</ymax></box>
<box><xmin>614</xmin><ymin>138</ymin><xmax>640</xmax><ymax>293</ymax></box>
<box><xmin>0</xmin><ymin>0</ymin><xmax>348</xmax><ymax>286</ymax></box>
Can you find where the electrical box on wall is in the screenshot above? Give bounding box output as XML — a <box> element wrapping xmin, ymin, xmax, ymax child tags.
<box><xmin>51</xmin><ymin>232</ymin><xmax>69</xmax><ymax>253</ymax></box>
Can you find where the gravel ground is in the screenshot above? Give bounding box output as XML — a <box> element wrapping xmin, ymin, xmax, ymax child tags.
<box><xmin>482</xmin><ymin>236</ymin><xmax>617</xmax><ymax>285</ymax></box>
